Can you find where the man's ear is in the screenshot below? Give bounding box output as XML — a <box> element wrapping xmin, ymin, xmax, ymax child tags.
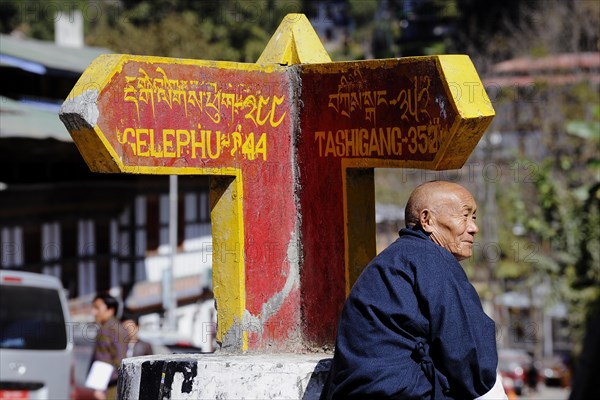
<box><xmin>419</xmin><ymin>209</ymin><xmax>434</xmax><ymax>233</ymax></box>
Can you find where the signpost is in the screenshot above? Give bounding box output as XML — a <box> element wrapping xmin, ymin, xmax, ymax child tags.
<box><xmin>60</xmin><ymin>14</ymin><xmax>494</xmax><ymax>354</ymax></box>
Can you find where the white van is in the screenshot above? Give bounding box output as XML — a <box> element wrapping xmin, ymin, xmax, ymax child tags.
<box><xmin>0</xmin><ymin>270</ymin><xmax>72</xmax><ymax>399</ymax></box>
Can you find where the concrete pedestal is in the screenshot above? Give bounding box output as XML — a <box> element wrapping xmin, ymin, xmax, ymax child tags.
<box><xmin>118</xmin><ymin>353</ymin><xmax>332</xmax><ymax>399</ymax></box>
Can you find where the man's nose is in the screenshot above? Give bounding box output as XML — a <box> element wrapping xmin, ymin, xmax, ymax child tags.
<box><xmin>468</xmin><ymin>219</ymin><xmax>479</xmax><ymax>234</ymax></box>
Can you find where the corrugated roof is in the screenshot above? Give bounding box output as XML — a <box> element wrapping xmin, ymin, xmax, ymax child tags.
<box><xmin>0</xmin><ymin>96</ymin><xmax>71</xmax><ymax>141</ymax></box>
<box><xmin>0</xmin><ymin>35</ymin><xmax>112</xmax><ymax>141</ymax></box>
<box><xmin>0</xmin><ymin>33</ymin><xmax>112</xmax><ymax>74</ymax></box>
<box><xmin>484</xmin><ymin>52</ymin><xmax>600</xmax><ymax>88</ymax></box>
<box><xmin>492</xmin><ymin>52</ymin><xmax>600</xmax><ymax>74</ymax></box>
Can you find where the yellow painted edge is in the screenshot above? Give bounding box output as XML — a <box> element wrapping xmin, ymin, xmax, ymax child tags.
<box><xmin>436</xmin><ymin>55</ymin><xmax>495</xmax><ymax>120</ymax></box>
<box><xmin>233</xmin><ymin>171</ymin><xmax>247</xmax><ymax>352</ymax></box>
<box><xmin>340</xmin><ymin>159</ymin><xmax>378</xmax><ymax>296</ymax></box>
<box><xmin>118</xmin><ymin>53</ymin><xmax>287</xmax><ymax>73</ymax></box>
<box><xmin>340</xmin><ymin>157</ymin><xmax>442</xmax><ymax>171</ymax></box>
<box><xmin>333</xmin><ymin>126</ymin><xmax>487</xmax><ymax>172</ymax></box>
<box><xmin>291</xmin><ymin>14</ymin><xmax>331</xmax><ymax>64</ymax></box>
<box><xmin>434</xmin><ymin>113</ymin><xmax>494</xmax><ymax>170</ymax></box>
<box><xmin>118</xmin><ymin>165</ymin><xmax>246</xmax><ymax>176</ymax></box>
<box><xmin>68</xmin><ymin>52</ymin><xmax>287</xmax><ymax>103</ymax></box>
<box><xmin>299</xmin><ymin>56</ymin><xmax>437</xmax><ymax>74</ymax></box>
<box><xmin>257</xmin><ymin>13</ymin><xmax>331</xmax><ymax>65</ymax></box>
<box><xmin>61</xmin><ymin>55</ymin><xmax>124</xmax><ymax>172</ymax></box>
<box><xmin>94</xmin><ymin>127</ymin><xmax>126</xmax><ymax>172</ymax></box>
<box><xmin>68</xmin><ymin>52</ymin><xmax>286</xmax><ymax>103</ymax></box>
<box><xmin>432</xmin><ymin>55</ymin><xmax>496</xmax><ymax>169</ymax></box>
<box><xmin>66</xmin><ymin>54</ymin><xmax>124</xmax><ymax>100</ymax></box>
<box><xmin>67</xmin><ymin>127</ymin><xmax>120</xmax><ymax>173</ymax></box>
<box><xmin>210</xmin><ymin>168</ymin><xmax>247</xmax><ymax>352</ymax></box>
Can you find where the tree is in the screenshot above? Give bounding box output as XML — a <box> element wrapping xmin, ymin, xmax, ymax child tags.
<box><xmin>0</xmin><ymin>0</ymin><xmax>304</xmax><ymax>62</ymax></box>
<box><xmin>0</xmin><ymin>0</ymin><xmax>89</xmax><ymax>40</ymax></box>
<box><xmin>373</xmin><ymin>0</ymin><xmax>599</xmax><ymax>353</ymax></box>
<box><xmin>479</xmin><ymin>0</ymin><xmax>600</xmax><ymax>349</ymax></box>
<box><xmin>84</xmin><ymin>0</ymin><xmax>302</xmax><ymax>62</ymax></box>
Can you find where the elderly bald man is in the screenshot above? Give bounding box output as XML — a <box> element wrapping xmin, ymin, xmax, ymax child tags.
<box><xmin>322</xmin><ymin>181</ymin><xmax>507</xmax><ymax>400</ymax></box>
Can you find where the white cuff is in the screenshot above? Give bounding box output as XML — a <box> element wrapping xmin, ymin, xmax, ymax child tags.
<box><xmin>474</xmin><ymin>373</ymin><xmax>508</xmax><ymax>400</ymax></box>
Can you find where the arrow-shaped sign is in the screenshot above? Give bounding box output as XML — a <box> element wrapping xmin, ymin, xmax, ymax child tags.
<box><xmin>59</xmin><ymin>14</ymin><xmax>495</xmax><ymax>352</ymax></box>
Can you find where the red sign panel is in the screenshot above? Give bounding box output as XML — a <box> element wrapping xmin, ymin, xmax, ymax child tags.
<box><xmin>96</xmin><ymin>60</ymin><xmax>291</xmax><ymax>170</ymax></box>
<box><xmin>299</xmin><ymin>59</ymin><xmax>457</xmax><ymax>163</ymax></box>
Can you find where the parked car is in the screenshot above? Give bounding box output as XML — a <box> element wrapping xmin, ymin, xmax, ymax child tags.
<box><xmin>0</xmin><ymin>271</ymin><xmax>72</xmax><ymax>399</ymax></box>
<box><xmin>498</xmin><ymin>348</ymin><xmax>533</xmax><ymax>395</ymax></box>
<box><xmin>541</xmin><ymin>356</ymin><xmax>570</xmax><ymax>387</ymax></box>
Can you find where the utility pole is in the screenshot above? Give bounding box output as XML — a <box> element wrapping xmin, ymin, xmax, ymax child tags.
<box><xmin>479</xmin><ymin>132</ymin><xmax>502</xmax><ymax>339</ymax></box>
<box><xmin>163</xmin><ymin>175</ymin><xmax>178</xmax><ymax>331</ymax></box>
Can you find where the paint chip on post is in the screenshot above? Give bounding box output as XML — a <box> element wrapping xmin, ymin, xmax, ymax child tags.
<box><xmin>59</xmin><ymin>90</ymin><xmax>99</xmax><ymax>130</ymax></box>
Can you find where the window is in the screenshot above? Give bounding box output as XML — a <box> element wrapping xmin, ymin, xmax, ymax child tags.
<box><xmin>0</xmin><ymin>285</ymin><xmax>67</xmax><ymax>350</ymax></box>
<box><xmin>77</xmin><ymin>219</ymin><xmax>95</xmax><ymax>296</ymax></box>
<box><xmin>184</xmin><ymin>192</ymin><xmax>211</xmax><ymax>251</ymax></box>
<box><xmin>1</xmin><ymin>226</ymin><xmax>23</xmax><ymax>268</ymax></box>
<box><xmin>42</xmin><ymin>222</ymin><xmax>61</xmax><ymax>279</ymax></box>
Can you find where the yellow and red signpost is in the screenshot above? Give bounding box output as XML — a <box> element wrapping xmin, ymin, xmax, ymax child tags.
<box><xmin>60</xmin><ymin>14</ymin><xmax>494</xmax><ymax>353</ymax></box>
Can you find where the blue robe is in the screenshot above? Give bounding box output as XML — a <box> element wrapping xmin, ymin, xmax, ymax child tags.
<box><xmin>323</xmin><ymin>228</ymin><xmax>498</xmax><ymax>399</ymax></box>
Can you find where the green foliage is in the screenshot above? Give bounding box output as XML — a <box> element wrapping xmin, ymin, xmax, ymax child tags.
<box><xmin>92</xmin><ymin>0</ymin><xmax>300</xmax><ymax>61</ymax></box>
<box><xmin>0</xmin><ymin>0</ymin><xmax>21</xmax><ymax>34</ymax></box>
<box><xmin>519</xmin><ymin>101</ymin><xmax>600</xmax><ymax>346</ymax></box>
<box><xmin>371</xmin><ymin>20</ymin><xmax>396</xmax><ymax>59</ymax></box>
<box><xmin>347</xmin><ymin>0</ymin><xmax>377</xmax><ymax>27</ymax></box>
<box><xmin>0</xmin><ymin>0</ymin><xmax>302</xmax><ymax>62</ymax></box>
<box><xmin>0</xmin><ymin>0</ymin><xmax>89</xmax><ymax>40</ymax></box>
<box><xmin>482</xmin><ymin>0</ymin><xmax>599</xmax><ymax>346</ymax></box>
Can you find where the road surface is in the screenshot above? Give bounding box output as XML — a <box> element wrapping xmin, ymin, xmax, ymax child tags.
<box><xmin>518</xmin><ymin>384</ymin><xmax>570</xmax><ymax>400</ymax></box>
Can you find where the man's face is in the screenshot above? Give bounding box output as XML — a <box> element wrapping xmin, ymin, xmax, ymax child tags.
<box><xmin>92</xmin><ymin>298</ymin><xmax>114</xmax><ymax>324</ymax></box>
<box><xmin>427</xmin><ymin>187</ymin><xmax>479</xmax><ymax>261</ymax></box>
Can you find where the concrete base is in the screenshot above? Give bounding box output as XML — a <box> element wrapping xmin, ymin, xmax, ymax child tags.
<box><xmin>118</xmin><ymin>353</ymin><xmax>332</xmax><ymax>399</ymax></box>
